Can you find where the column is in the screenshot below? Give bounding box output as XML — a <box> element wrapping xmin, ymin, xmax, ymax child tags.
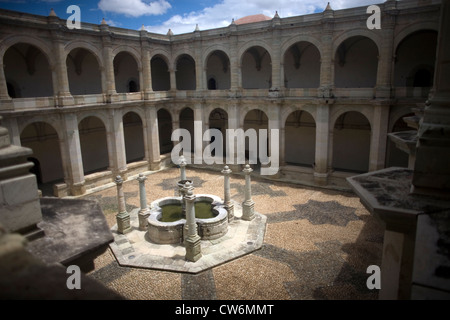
<box><xmin>228</xmin><ymin>24</ymin><xmax>240</xmax><ymax>93</ymax></box>
<box><xmin>194</xmin><ymin>103</ymin><xmax>204</xmax><ymax>164</ymax></box>
<box><xmin>375</xmin><ymin>8</ymin><xmax>397</xmax><ymax>99</ymax></box>
<box><xmin>412</xmin><ymin>0</ymin><xmax>450</xmax><ymax>196</ymax></box>
<box><xmin>102</xmin><ymin>43</ymin><xmax>117</xmax><ymax>103</ymax></box>
<box><xmin>369</xmin><ymin>104</ymin><xmax>389</xmax><ymax>171</ymax></box>
<box><xmin>137</xmin><ymin>173</ymin><xmax>150</xmax><ymax>231</ymax></box>
<box><xmin>314</xmin><ymin>104</ymin><xmax>331</xmax><ymax>185</ymax></box>
<box><xmin>0</xmin><ymin>58</ymin><xmax>12</xmax><ymax>110</ymax></box>
<box><xmin>179</xmin><ymin>155</ymin><xmax>187</xmax><ymax>181</ymax></box>
<box><xmin>271</xmin><ymin>19</ymin><xmax>282</xmax><ymax>93</ymax></box>
<box><xmin>319</xmin><ymin>15</ymin><xmax>334</xmax><ymax>98</ymax></box>
<box><xmin>62</xmin><ymin>113</ymin><xmax>85</xmax><ymax>196</ymax></box>
<box><xmin>183</xmin><ymin>181</ymin><xmax>202</xmax><ymax>262</ymax></box>
<box><xmin>226</xmin><ymin>103</ymin><xmax>240</xmax><ymax>172</ymax></box>
<box><xmin>144</xmin><ymin>106</ymin><xmax>160</xmax><ymax>170</ymax></box>
<box><xmin>242</xmin><ymin>164</ymin><xmax>255</xmax><ymax>221</ymax></box>
<box><xmin>169</xmin><ymin>67</ymin><xmax>177</xmax><ymax>92</ymax></box>
<box><xmin>264</xmin><ymin>105</ymin><xmax>281</xmax><ymax>177</ymax></box>
<box><xmin>141</xmin><ymin>42</ymin><xmax>153</xmax><ymax>99</ymax></box>
<box><xmin>115</xmin><ymin>175</ymin><xmax>131</xmax><ymax>234</ymax></box>
<box><xmin>108</xmin><ymin>109</ymin><xmax>127</xmax><ymax>177</ymax></box>
<box><xmin>221</xmin><ymin>165</ymin><xmax>234</xmax><ymax>222</ymax></box>
<box><xmin>52</xmin><ymin>39</ymin><xmax>74</xmax><ymax>106</ymax></box>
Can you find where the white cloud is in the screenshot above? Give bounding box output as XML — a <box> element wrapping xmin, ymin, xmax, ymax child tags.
<box><xmin>98</xmin><ymin>0</ymin><xmax>171</xmax><ymax>17</ymax></box>
<box><xmin>144</xmin><ymin>0</ymin><xmax>382</xmax><ymax>35</ymax></box>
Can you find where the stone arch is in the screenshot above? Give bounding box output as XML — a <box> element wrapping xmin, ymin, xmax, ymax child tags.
<box><xmin>332</xmin><ymin>30</ymin><xmax>382</xmax><ymax>57</ymax></box>
<box><xmin>281</xmin><ymin>35</ymin><xmax>323</xmax><ymax>61</ymax></box>
<box><xmin>205</xmin><ymin>49</ymin><xmax>231</xmax><ymax>90</ymax></box>
<box><xmin>333</xmin><ymin>35</ymin><xmax>379</xmax><ymax>88</ymax></box>
<box><xmin>78</xmin><ymin>115</ymin><xmax>109</xmax><ymax>175</ymax></box>
<box><xmin>240</xmin><ymin>42</ymin><xmax>272</xmax><ymax>89</ymax></box>
<box><xmin>281</xmin><ymin>104</ymin><xmax>317</xmax><ymax>130</ymax></box>
<box><xmin>20</xmin><ymin>121</ymin><xmax>64</xmax><ymax>194</ymax></box>
<box><xmin>282</xmin><ymin>40</ymin><xmax>321</xmax><ymax>88</ymax></box>
<box><xmin>123</xmin><ymin>111</ymin><xmax>145</xmax><ymax>163</ymax></box>
<box><xmin>66</xmin><ymin>45</ymin><xmax>103</xmax><ymax>95</ymax></box>
<box><xmin>3</xmin><ymin>42</ymin><xmax>54</xmax><ymax>98</ymax></box>
<box><xmin>112</xmin><ymin>46</ymin><xmax>142</xmax><ymax>69</ymax></box>
<box><xmin>393</xmin><ymin>29</ymin><xmax>438</xmax><ymax>89</ymax></box>
<box><xmin>240</xmin><ymin>105</ymin><xmax>270</xmax><ymax>128</ymax></box>
<box><xmin>331</xmin><ymin>110</ymin><xmax>372</xmax><ymax>173</ymax></box>
<box><xmin>175</xmin><ymin>53</ymin><xmax>196</xmax><ymax>90</ymax></box>
<box><xmin>157</xmin><ymin>107</ymin><xmax>173</xmax><ymax>155</ymax></box>
<box><xmin>284</xmin><ymin>109</ymin><xmax>316</xmax><ymax>167</ymax></box>
<box><xmin>113</xmin><ymin>50</ymin><xmax>141</xmax><ymax>93</ymax></box>
<box><xmin>151</xmin><ymin>53</ymin><xmax>171</xmax><ymax>91</ymax></box>
<box><xmin>64</xmin><ymin>41</ymin><xmax>103</xmax><ymax>67</ymax></box>
<box><xmin>393</xmin><ymin>23</ymin><xmax>439</xmax><ymax>52</ymax></box>
<box><xmin>0</xmin><ymin>35</ymin><xmax>54</xmax><ymax>64</ymax></box>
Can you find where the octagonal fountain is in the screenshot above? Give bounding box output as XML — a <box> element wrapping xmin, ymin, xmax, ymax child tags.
<box><xmin>109</xmin><ymin>156</ymin><xmax>267</xmax><ymax>273</ymax></box>
<box><xmin>147</xmin><ymin>193</ymin><xmax>229</xmax><ymax>244</ymax></box>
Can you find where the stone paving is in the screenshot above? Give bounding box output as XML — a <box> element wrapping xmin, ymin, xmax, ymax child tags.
<box><xmin>84</xmin><ymin>166</ymin><xmax>385</xmax><ymax>300</ymax></box>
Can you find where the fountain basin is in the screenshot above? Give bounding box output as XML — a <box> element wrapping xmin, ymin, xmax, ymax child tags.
<box><xmin>147</xmin><ymin>194</ymin><xmax>228</xmax><ymax>244</ymax></box>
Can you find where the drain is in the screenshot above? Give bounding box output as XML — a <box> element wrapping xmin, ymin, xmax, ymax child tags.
<box><xmin>247</xmin><ymin>241</ymin><xmax>254</xmax><ymax>245</ymax></box>
<box><xmin>128</xmin><ymin>255</ymin><xmax>135</xmax><ymax>260</ymax></box>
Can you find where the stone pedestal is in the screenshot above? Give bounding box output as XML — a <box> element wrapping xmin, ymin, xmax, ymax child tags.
<box><xmin>0</xmin><ymin>118</ymin><xmax>43</xmax><ymax>238</ymax></box>
<box><xmin>115</xmin><ymin>175</ymin><xmax>131</xmax><ymax>234</ymax></box>
<box><xmin>221</xmin><ymin>165</ymin><xmax>234</xmax><ymax>222</ymax></box>
<box><xmin>242</xmin><ymin>164</ymin><xmax>255</xmax><ymax>221</ymax></box>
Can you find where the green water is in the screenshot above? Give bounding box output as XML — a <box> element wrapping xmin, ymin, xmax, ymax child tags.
<box><xmin>159</xmin><ymin>201</ymin><xmax>214</xmax><ymax>222</ymax></box>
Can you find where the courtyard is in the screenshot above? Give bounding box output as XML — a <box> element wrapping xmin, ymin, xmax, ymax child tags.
<box><xmin>83</xmin><ymin>166</ymin><xmax>384</xmax><ymax>300</ymax></box>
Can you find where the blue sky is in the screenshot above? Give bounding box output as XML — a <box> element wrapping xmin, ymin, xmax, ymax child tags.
<box><xmin>0</xmin><ymin>0</ymin><xmax>381</xmax><ymax>35</ymax></box>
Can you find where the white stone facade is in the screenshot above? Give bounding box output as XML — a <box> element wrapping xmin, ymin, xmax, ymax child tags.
<box><xmin>0</xmin><ymin>0</ymin><xmax>441</xmax><ymax>196</ymax></box>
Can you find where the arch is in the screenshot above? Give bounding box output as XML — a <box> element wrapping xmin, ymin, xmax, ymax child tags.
<box><xmin>0</xmin><ymin>35</ymin><xmax>54</xmax><ymax>64</ymax></box>
<box><xmin>281</xmin><ymin>104</ymin><xmax>317</xmax><ymax>127</ymax></box>
<box><xmin>241</xmin><ymin>45</ymin><xmax>272</xmax><ymax>89</ymax></box>
<box><xmin>283</xmin><ymin>41</ymin><xmax>321</xmax><ymax>88</ymax></box>
<box><xmin>157</xmin><ymin>108</ymin><xmax>173</xmax><ymax>155</ymax></box>
<box><xmin>78</xmin><ymin>116</ymin><xmax>109</xmax><ymax>175</ymax></box>
<box><xmin>205</xmin><ymin>50</ymin><xmax>231</xmax><ymax>90</ymax></box>
<box><xmin>66</xmin><ymin>47</ymin><xmax>102</xmax><ymax>95</ymax></box>
<box><xmin>175</xmin><ymin>54</ymin><xmax>196</xmax><ymax>90</ymax></box>
<box><xmin>281</xmin><ymin>35</ymin><xmax>323</xmax><ymax>60</ymax></box>
<box><xmin>64</xmin><ymin>41</ymin><xmax>103</xmax><ymax>66</ymax></box>
<box><xmin>393</xmin><ymin>29</ymin><xmax>438</xmax><ymax>88</ymax></box>
<box><xmin>3</xmin><ymin>43</ymin><xmax>54</xmax><ymax>98</ymax></box>
<box><xmin>332</xmin><ymin>30</ymin><xmax>382</xmax><ymax>57</ymax></box>
<box><xmin>393</xmin><ymin>23</ymin><xmax>439</xmax><ymax>52</ymax></box>
<box><xmin>20</xmin><ymin>122</ymin><xmax>64</xmax><ymax>195</ymax></box>
<box><xmin>113</xmin><ymin>51</ymin><xmax>140</xmax><ymax>93</ymax></box>
<box><xmin>334</xmin><ymin>35</ymin><xmax>379</xmax><ymax>88</ymax></box>
<box><xmin>332</xmin><ymin>111</ymin><xmax>371</xmax><ymax>173</ymax></box>
<box><xmin>238</xmin><ymin>40</ymin><xmax>273</xmax><ymax>64</ymax></box>
<box><xmin>123</xmin><ymin>111</ymin><xmax>145</xmax><ymax>163</ymax></box>
<box><xmin>151</xmin><ymin>54</ymin><xmax>170</xmax><ymax>91</ymax></box>
<box><xmin>243</xmin><ymin>109</ymin><xmax>269</xmax><ymax>166</ymax></box>
<box><xmin>284</xmin><ymin>110</ymin><xmax>316</xmax><ymax>167</ymax></box>
<box><xmin>111</xmin><ymin>46</ymin><xmax>142</xmax><ymax>69</ymax></box>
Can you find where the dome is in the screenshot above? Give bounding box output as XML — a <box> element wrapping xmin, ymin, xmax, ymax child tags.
<box><xmin>234</xmin><ymin>14</ymin><xmax>272</xmax><ymax>25</ymax></box>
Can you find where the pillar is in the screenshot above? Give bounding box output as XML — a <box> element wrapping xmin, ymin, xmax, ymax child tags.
<box><xmin>221</xmin><ymin>165</ymin><xmax>234</xmax><ymax>222</ymax></box>
<box><xmin>183</xmin><ymin>181</ymin><xmax>202</xmax><ymax>262</ymax></box>
<box><xmin>115</xmin><ymin>175</ymin><xmax>131</xmax><ymax>234</ymax></box>
<box><xmin>62</xmin><ymin>113</ymin><xmax>85</xmax><ymax>196</ymax></box>
<box><xmin>52</xmin><ymin>39</ymin><xmax>74</xmax><ymax>106</ymax></box>
<box><xmin>144</xmin><ymin>106</ymin><xmax>160</xmax><ymax>170</ymax></box>
<box><xmin>179</xmin><ymin>155</ymin><xmax>187</xmax><ymax>181</ymax></box>
<box><xmin>194</xmin><ymin>104</ymin><xmax>204</xmax><ymax>164</ymax></box>
<box><xmin>314</xmin><ymin>104</ymin><xmax>331</xmax><ymax>184</ymax></box>
<box><xmin>141</xmin><ymin>42</ymin><xmax>153</xmax><ymax>99</ymax></box>
<box><xmin>242</xmin><ymin>164</ymin><xmax>255</xmax><ymax>221</ymax></box>
<box><xmin>137</xmin><ymin>173</ymin><xmax>150</xmax><ymax>231</ymax></box>
<box><xmin>369</xmin><ymin>104</ymin><xmax>390</xmax><ymax>171</ymax></box>
<box><xmin>319</xmin><ymin>11</ymin><xmax>334</xmax><ymax>98</ymax></box>
<box><xmin>169</xmin><ymin>67</ymin><xmax>177</xmax><ymax>91</ymax></box>
<box><xmin>108</xmin><ymin>109</ymin><xmax>127</xmax><ymax>177</ymax></box>
<box><xmin>0</xmin><ymin>58</ymin><xmax>12</xmax><ymax>110</ymax></box>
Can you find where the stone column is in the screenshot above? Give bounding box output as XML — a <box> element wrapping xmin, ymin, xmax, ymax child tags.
<box><xmin>0</xmin><ymin>59</ymin><xmax>12</xmax><ymax>110</ymax></box>
<box><xmin>194</xmin><ymin>104</ymin><xmax>204</xmax><ymax>164</ymax></box>
<box><xmin>52</xmin><ymin>39</ymin><xmax>74</xmax><ymax>107</ymax></box>
<box><xmin>221</xmin><ymin>165</ymin><xmax>234</xmax><ymax>222</ymax></box>
<box><xmin>242</xmin><ymin>164</ymin><xmax>255</xmax><ymax>221</ymax></box>
<box><xmin>179</xmin><ymin>155</ymin><xmax>187</xmax><ymax>181</ymax></box>
<box><xmin>62</xmin><ymin>113</ymin><xmax>85</xmax><ymax>196</ymax></box>
<box><xmin>115</xmin><ymin>175</ymin><xmax>131</xmax><ymax>234</ymax></box>
<box><xmin>141</xmin><ymin>47</ymin><xmax>152</xmax><ymax>99</ymax></box>
<box><xmin>183</xmin><ymin>181</ymin><xmax>202</xmax><ymax>262</ymax></box>
<box><xmin>314</xmin><ymin>104</ymin><xmax>331</xmax><ymax>185</ymax></box>
<box><xmin>137</xmin><ymin>173</ymin><xmax>150</xmax><ymax>231</ymax></box>
<box><xmin>412</xmin><ymin>0</ymin><xmax>450</xmax><ymax>197</ymax></box>
<box><xmin>169</xmin><ymin>67</ymin><xmax>177</xmax><ymax>92</ymax></box>
<box><xmin>369</xmin><ymin>104</ymin><xmax>389</xmax><ymax>171</ymax></box>
<box><xmin>108</xmin><ymin>109</ymin><xmax>127</xmax><ymax>177</ymax></box>
<box><xmin>319</xmin><ymin>9</ymin><xmax>334</xmax><ymax>98</ymax></box>
<box><xmin>144</xmin><ymin>106</ymin><xmax>160</xmax><ymax>170</ymax></box>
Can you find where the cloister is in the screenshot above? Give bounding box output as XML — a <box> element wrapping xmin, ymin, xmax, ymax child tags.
<box><xmin>0</xmin><ymin>0</ymin><xmax>440</xmax><ymax>197</ymax></box>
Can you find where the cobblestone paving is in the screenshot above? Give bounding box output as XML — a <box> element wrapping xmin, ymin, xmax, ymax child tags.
<box><xmin>84</xmin><ymin>167</ymin><xmax>384</xmax><ymax>300</ymax></box>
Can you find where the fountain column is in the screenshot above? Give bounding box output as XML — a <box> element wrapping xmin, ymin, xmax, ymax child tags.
<box><xmin>115</xmin><ymin>175</ymin><xmax>131</xmax><ymax>234</ymax></box>
<box><xmin>183</xmin><ymin>181</ymin><xmax>202</xmax><ymax>262</ymax></box>
<box><xmin>242</xmin><ymin>164</ymin><xmax>255</xmax><ymax>221</ymax></box>
<box><xmin>221</xmin><ymin>165</ymin><xmax>234</xmax><ymax>222</ymax></box>
<box><xmin>137</xmin><ymin>173</ymin><xmax>150</xmax><ymax>231</ymax></box>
